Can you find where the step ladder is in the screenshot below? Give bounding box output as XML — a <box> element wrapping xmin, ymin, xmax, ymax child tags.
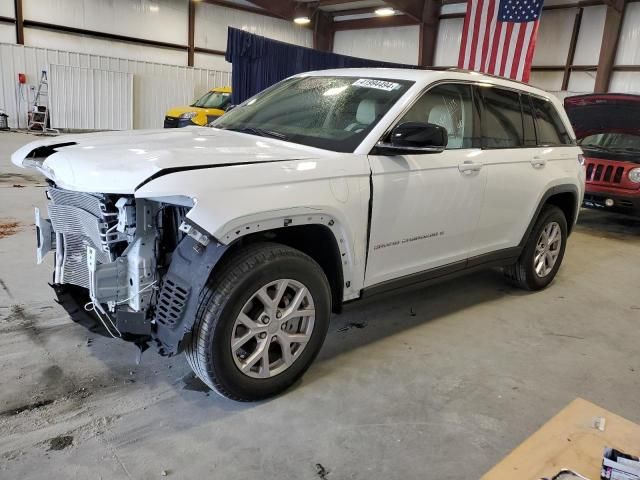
<box><xmin>27</xmin><ymin>71</ymin><xmax>58</xmax><ymax>134</ymax></box>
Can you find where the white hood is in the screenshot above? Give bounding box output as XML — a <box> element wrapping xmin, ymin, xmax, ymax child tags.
<box><xmin>11</xmin><ymin>127</ymin><xmax>320</xmax><ymax>194</ymax></box>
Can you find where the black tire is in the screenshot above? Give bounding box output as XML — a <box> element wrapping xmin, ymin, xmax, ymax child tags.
<box><xmin>185</xmin><ymin>242</ymin><xmax>331</xmax><ymax>401</ymax></box>
<box><xmin>504</xmin><ymin>205</ymin><xmax>568</xmax><ymax>290</ymax></box>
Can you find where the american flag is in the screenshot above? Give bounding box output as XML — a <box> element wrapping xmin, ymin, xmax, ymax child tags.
<box><xmin>457</xmin><ymin>0</ymin><xmax>544</xmax><ymax>82</ymax></box>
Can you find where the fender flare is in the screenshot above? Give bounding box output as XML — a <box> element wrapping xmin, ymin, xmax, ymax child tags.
<box><xmin>211</xmin><ymin>209</ymin><xmax>359</xmax><ymax>298</ymax></box>
<box><xmin>518</xmin><ymin>184</ymin><xmax>580</xmax><ymax>248</ymax></box>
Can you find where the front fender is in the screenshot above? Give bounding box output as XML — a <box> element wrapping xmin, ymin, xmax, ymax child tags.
<box><xmin>134</xmin><ymin>157</ymin><xmax>371</xmax><ymax>298</ymax></box>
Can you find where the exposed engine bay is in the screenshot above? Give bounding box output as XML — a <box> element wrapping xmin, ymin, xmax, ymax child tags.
<box><xmin>37</xmin><ymin>184</ymin><xmax>195</xmax><ymax>352</ymax></box>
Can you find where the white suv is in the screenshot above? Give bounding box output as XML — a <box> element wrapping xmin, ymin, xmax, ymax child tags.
<box><xmin>13</xmin><ymin>68</ymin><xmax>585</xmax><ymax>401</ymax></box>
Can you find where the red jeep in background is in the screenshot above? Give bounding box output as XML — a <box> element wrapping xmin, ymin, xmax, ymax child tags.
<box><xmin>565</xmin><ymin>94</ymin><xmax>640</xmax><ymax>216</ymax></box>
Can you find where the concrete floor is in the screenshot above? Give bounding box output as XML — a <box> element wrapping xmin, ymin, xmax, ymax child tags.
<box><xmin>1</xmin><ymin>130</ymin><xmax>639</xmax><ymax>479</ymax></box>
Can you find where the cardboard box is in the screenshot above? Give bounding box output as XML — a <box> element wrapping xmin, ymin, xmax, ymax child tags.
<box><xmin>483</xmin><ymin>398</ymin><xmax>640</xmax><ymax>480</ymax></box>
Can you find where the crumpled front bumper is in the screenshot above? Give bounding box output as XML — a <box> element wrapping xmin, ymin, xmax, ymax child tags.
<box><xmin>35</xmin><ymin>207</ymin><xmax>55</xmax><ymax>265</ymax></box>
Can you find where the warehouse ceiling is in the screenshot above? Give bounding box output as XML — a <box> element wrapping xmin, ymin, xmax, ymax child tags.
<box><xmin>218</xmin><ymin>0</ymin><xmax>433</xmax><ymax>25</ymax></box>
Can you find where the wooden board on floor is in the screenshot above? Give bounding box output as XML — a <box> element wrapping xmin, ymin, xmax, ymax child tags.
<box><xmin>483</xmin><ymin>398</ymin><xmax>640</xmax><ymax>480</ymax></box>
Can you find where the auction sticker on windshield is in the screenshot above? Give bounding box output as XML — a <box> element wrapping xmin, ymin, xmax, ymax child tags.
<box><xmin>352</xmin><ymin>79</ymin><xmax>401</xmax><ymax>91</ymax></box>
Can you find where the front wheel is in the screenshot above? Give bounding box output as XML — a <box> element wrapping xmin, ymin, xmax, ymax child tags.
<box><xmin>504</xmin><ymin>205</ymin><xmax>568</xmax><ymax>290</ymax></box>
<box><xmin>185</xmin><ymin>243</ymin><xmax>331</xmax><ymax>401</ymax></box>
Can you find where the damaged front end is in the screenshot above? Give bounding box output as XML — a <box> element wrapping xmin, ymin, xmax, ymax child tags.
<box><xmin>38</xmin><ymin>185</ymin><xmax>223</xmax><ymax>356</ymax></box>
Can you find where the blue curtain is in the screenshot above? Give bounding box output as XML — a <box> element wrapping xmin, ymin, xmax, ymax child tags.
<box><xmin>225</xmin><ymin>27</ymin><xmax>416</xmax><ymax>104</ymax></box>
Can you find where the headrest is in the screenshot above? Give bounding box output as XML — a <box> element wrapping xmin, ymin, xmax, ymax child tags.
<box><xmin>356</xmin><ymin>99</ymin><xmax>378</xmax><ymax>125</ymax></box>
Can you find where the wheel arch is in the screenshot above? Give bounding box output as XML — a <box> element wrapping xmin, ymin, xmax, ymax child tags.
<box><xmin>214</xmin><ymin>223</ymin><xmax>346</xmax><ymax>314</ymax></box>
<box><xmin>520</xmin><ymin>184</ymin><xmax>580</xmax><ymax>247</ymax></box>
<box><xmin>545</xmin><ymin>191</ymin><xmax>578</xmax><ymax>234</ymax></box>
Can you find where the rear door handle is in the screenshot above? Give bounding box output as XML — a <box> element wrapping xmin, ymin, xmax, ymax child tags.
<box><xmin>531</xmin><ymin>157</ymin><xmax>547</xmax><ymax>168</ymax></box>
<box><xmin>458</xmin><ymin>161</ymin><xmax>483</xmax><ymax>174</ymax></box>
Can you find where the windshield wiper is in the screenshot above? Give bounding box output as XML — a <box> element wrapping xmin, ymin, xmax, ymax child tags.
<box><xmin>223</xmin><ymin>126</ymin><xmax>288</xmax><ymax>140</ymax></box>
<box><xmin>580</xmin><ymin>145</ymin><xmax>612</xmax><ymax>152</ymax></box>
<box><xmin>609</xmin><ymin>147</ymin><xmax>640</xmax><ymax>153</ymax></box>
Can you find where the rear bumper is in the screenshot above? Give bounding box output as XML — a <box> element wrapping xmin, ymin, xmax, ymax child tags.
<box><xmin>583</xmin><ymin>190</ymin><xmax>640</xmax><ymax>215</ymax></box>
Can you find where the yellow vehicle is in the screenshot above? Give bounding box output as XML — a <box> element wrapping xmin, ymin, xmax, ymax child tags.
<box><xmin>164</xmin><ymin>86</ymin><xmax>232</xmax><ymax>128</ymax></box>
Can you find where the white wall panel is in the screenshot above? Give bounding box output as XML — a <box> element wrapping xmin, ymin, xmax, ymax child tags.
<box><xmin>573</xmin><ymin>6</ymin><xmax>605</xmax><ymax>66</ymax></box>
<box><xmin>49</xmin><ymin>64</ymin><xmax>133</xmax><ymax>130</ymax></box>
<box><xmin>23</xmin><ymin>0</ymin><xmax>188</xmax><ymax>45</ymax></box>
<box><xmin>615</xmin><ymin>3</ymin><xmax>640</xmax><ymax>65</ymax></box>
<box><xmin>195</xmin><ymin>2</ymin><xmax>312</xmax><ymax>52</ymax></box>
<box><xmin>610</xmin><ymin>72</ymin><xmax>640</xmax><ymax>93</ymax></box>
<box><xmin>0</xmin><ymin>24</ymin><xmax>14</xmax><ymax>43</ymax></box>
<box><xmin>529</xmin><ymin>71</ymin><xmax>563</xmax><ymax>92</ymax></box>
<box><xmin>0</xmin><ymin>43</ymin><xmax>231</xmax><ymax>129</ymax></box>
<box><xmin>0</xmin><ymin>1</ymin><xmax>14</xmax><ymax>17</ymax></box>
<box><xmin>24</xmin><ymin>29</ymin><xmax>187</xmax><ymax>66</ymax></box>
<box><xmin>333</xmin><ymin>26</ymin><xmax>419</xmax><ymax>65</ymax></box>
<box><xmin>532</xmin><ymin>9</ymin><xmax>577</xmax><ymax>66</ymax></box>
<box><xmin>194</xmin><ymin>53</ymin><xmax>232</xmax><ymax>73</ymax></box>
<box><xmin>434</xmin><ymin>18</ymin><xmax>463</xmax><ymax>67</ymax></box>
<box><xmin>440</xmin><ymin>3</ymin><xmax>467</xmax><ymax>15</ymax></box>
<box><xmin>567</xmin><ymin>71</ymin><xmax>596</xmax><ymax>93</ymax></box>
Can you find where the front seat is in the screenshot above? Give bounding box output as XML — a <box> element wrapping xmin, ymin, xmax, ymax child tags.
<box><xmin>428</xmin><ymin>104</ymin><xmax>461</xmax><ymax>148</ymax></box>
<box><xmin>346</xmin><ymin>99</ymin><xmax>379</xmax><ymax>132</ymax></box>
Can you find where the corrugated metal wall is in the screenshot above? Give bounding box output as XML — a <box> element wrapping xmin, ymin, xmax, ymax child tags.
<box><xmin>49</xmin><ymin>64</ymin><xmax>133</xmax><ymax>130</ymax></box>
<box><xmin>333</xmin><ymin>26</ymin><xmax>420</xmax><ymax>66</ymax></box>
<box><xmin>0</xmin><ymin>42</ymin><xmax>231</xmax><ymax>130</ymax></box>
<box><xmin>195</xmin><ymin>1</ymin><xmax>313</xmax><ymax>51</ymax></box>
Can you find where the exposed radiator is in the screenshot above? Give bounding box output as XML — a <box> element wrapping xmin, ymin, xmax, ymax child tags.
<box><xmin>47</xmin><ymin>187</ymin><xmax>119</xmax><ymax>289</ymax></box>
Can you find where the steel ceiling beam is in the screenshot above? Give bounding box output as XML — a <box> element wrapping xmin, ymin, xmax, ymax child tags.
<box><xmin>319</xmin><ymin>0</ymin><xmax>368</xmax><ymax>6</ymax></box>
<box><xmin>314</xmin><ymin>9</ymin><xmax>335</xmax><ymax>51</ymax></box>
<box><xmin>333</xmin><ymin>14</ymin><xmax>418</xmax><ymax>30</ymax></box>
<box><xmin>245</xmin><ymin>0</ymin><xmax>298</xmax><ymax>20</ymax></box>
<box><xmin>203</xmin><ymin>0</ymin><xmax>283</xmax><ymax>19</ymax></box>
<box><xmin>188</xmin><ymin>0</ymin><xmax>196</xmax><ymax>66</ymax></box>
<box><xmin>595</xmin><ymin>0</ymin><xmax>627</xmax><ymax>92</ymax></box>
<box><xmin>382</xmin><ymin>0</ymin><xmax>426</xmax><ymax>22</ymax></box>
<box><xmin>14</xmin><ymin>0</ymin><xmax>24</xmax><ymax>45</ymax></box>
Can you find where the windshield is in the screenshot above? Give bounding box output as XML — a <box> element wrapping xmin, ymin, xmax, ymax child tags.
<box><xmin>211</xmin><ymin>76</ymin><xmax>414</xmax><ymax>153</ymax></box>
<box><xmin>192</xmin><ymin>91</ymin><xmax>231</xmax><ymax>109</ymax></box>
<box><xmin>580</xmin><ymin>132</ymin><xmax>640</xmax><ymax>153</ymax></box>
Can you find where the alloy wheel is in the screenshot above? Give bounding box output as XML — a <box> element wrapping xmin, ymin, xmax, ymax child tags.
<box><xmin>533</xmin><ymin>221</ymin><xmax>562</xmax><ymax>278</ymax></box>
<box><xmin>230</xmin><ymin>279</ymin><xmax>315</xmax><ymax>379</ymax></box>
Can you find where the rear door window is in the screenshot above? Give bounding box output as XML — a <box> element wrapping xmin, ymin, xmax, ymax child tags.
<box><xmin>530</xmin><ymin>96</ymin><xmax>573</xmax><ymax>145</ymax></box>
<box><xmin>480</xmin><ymin>87</ymin><xmax>524</xmax><ymax>149</ymax></box>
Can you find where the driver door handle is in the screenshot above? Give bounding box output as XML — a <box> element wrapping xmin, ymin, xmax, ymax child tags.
<box><xmin>458</xmin><ymin>161</ymin><xmax>483</xmax><ymax>174</ymax></box>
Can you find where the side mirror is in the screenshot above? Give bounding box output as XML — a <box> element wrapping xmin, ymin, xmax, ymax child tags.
<box><xmin>375</xmin><ymin>121</ymin><xmax>448</xmax><ymax>155</ymax></box>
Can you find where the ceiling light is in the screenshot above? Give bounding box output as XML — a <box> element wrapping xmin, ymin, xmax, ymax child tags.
<box><xmin>294</xmin><ymin>16</ymin><xmax>311</xmax><ymax>24</ymax></box>
<box><xmin>293</xmin><ymin>3</ymin><xmax>311</xmax><ymax>24</ymax></box>
<box><xmin>375</xmin><ymin>7</ymin><xmax>395</xmax><ymax>16</ymax></box>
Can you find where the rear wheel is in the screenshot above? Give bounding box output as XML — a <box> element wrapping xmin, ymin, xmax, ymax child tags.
<box><xmin>185</xmin><ymin>243</ymin><xmax>331</xmax><ymax>401</ymax></box>
<box><xmin>504</xmin><ymin>205</ymin><xmax>568</xmax><ymax>290</ymax></box>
